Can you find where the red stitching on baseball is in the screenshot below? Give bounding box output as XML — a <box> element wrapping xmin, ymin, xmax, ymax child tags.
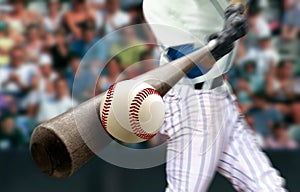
<box><xmin>129</xmin><ymin>88</ymin><xmax>161</xmax><ymax>140</ymax></box>
<box><xmin>101</xmin><ymin>84</ymin><xmax>116</xmax><ymax>130</ymax></box>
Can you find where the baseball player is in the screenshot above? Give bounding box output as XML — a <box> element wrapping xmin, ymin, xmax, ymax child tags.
<box><xmin>143</xmin><ymin>0</ymin><xmax>286</xmax><ymax>191</ymax></box>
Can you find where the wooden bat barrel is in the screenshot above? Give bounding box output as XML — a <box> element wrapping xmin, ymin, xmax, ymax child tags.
<box><xmin>30</xmin><ymin>45</ymin><xmax>215</xmax><ymax>178</ymax></box>
<box><xmin>30</xmin><ymin>94</ymin><xmax>107</xmax><ymax>178</ymax></box>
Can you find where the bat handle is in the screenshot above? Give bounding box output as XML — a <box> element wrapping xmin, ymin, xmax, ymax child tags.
<box><xmin>207</xmin><ymin>39</ymin><xmax>218</xmax><ymax>51</ymax></box>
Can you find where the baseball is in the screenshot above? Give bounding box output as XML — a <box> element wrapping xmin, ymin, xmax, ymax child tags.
<box><xmin>99</xmin><ymin>80</ymin><xmax>165</xmax><ymax>143</ymax></box>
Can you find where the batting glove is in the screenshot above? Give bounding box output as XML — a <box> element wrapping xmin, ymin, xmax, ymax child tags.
<box><xmin>208</xmin><ymin>3</ymin><xmax>248</xmax><ymax>61</ymax></box>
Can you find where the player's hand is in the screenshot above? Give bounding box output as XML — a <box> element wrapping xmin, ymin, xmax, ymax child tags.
<box><xmin>208</xmin><ymin>3</ymin><xmax>248</xmax><ymax>61</ymax></box>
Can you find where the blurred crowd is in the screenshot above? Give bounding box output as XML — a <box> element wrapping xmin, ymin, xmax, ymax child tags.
<box><xmin>229</xmin><ymin>0</ymin><xmax>300</xmax><ymax>149</ymax></box>
<box><xmin>0</xmin><ymin>0</ymin><xmax>155</xmax><ymax>150</ymax></box>
<box><xmin>0</xmin><ymin>0</ymin><xmax>299</xmax><ymax>150</ymax></box>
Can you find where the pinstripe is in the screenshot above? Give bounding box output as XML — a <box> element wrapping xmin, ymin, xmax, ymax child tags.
<box><xmin>183</xmin><ymin>87</ymin><xmax>193</xmax><ymax>191</ymax></box>
<box><xmin>173</xmin><ymin>87</ymin><xmax>180</xmax><ymax>191</ymax></box>
<box><xmin>243</xmin><ymin>128</ymin><xmax>269</xmax><ymax>190</ymax></box>
<box><xmin>241</xmin><ymin>121</ymin><xmax>264</xmax><ymax>173</ymax></box>
<box><xmin>222</xmin><ymin>151</ymin><xmax>237</xmax><ymax>161</ymax></box>
<box><xmin>232</xmin><ymin>119</ymin><xmax>259</xmax><ymax>183</ymax></box>
<box><xmin>242</xmin><ymin>122</ymin><xmax>279</xmax><ymax>190</ymax></box>
<box><xmin>218</xmin><ymin>166</ymin><xmax>254</xmax><ymax>192</ymax></box>
<box><xmin>217</xmin><ymin>108</ymin><xmax>286</xmax><ymax>191</ymax></box>
<box><xmin>216</xmin><ymin>98</ymin><xmax>253</xmax><ymax>191</ymax></box>
<box><xmin>167</xmin><ymin>90</ymin><xmax>176</xmax><ymax>191</ymax></box>
<box><xmin>219</xmin><ymin>159</ymin><xmax>255</xmax><ymax>182</ymax></box>
<box><xmin>238</xmin><ymin>120</ymin><xmax>263</xmax><ymax>175</ymax></box>
<box><xmin>238</xmin><ymin>136</ymin><xmax>259</xmax><ymax>183</ymax></box>
<box><xmin>164</xmin><ymin>86</ymin><xmax>286</xmax><ymax>192</ymax></box>
<box><xmin>194</xmin><ymin>92</ymin><xmax>208</xmax><ymax>191</ymax></box>
<box><xmin>240</xmin><ymin>121</ymin><xmax>271</xmax><ymax>190</ymax></box>
<box><xmin>206</xmin><ymin>92</ymin><xmax>219</xmax><ymax>189</ymax></box>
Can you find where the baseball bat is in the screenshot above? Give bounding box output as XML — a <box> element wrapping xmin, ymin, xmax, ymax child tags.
<box><xmin>30</xmin><ymin>45</ymin><xmax>215</xmax><ymax>178</ymax></box>
<box><xmin>30</xmin><ymin>1</ymin><xmax>246</xmax><ymax>179</ymax></box>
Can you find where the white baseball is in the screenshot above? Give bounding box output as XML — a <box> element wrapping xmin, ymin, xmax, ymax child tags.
<box><xmin>100</xmin><ymin>80</ymin><xmax>165</xmax><ymax>143</ymax></box>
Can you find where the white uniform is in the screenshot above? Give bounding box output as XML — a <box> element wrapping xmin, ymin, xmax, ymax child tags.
<box><xmin>143</xmin><ymin>0</ymin><xmax>286</xmax><ymax>191</ymax></box>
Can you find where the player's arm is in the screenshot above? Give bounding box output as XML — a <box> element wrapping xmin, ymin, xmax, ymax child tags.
<box><xmin>208</xmin><ymin>3</ymin><xmax>248</xmax><ymax>61</ymax></box>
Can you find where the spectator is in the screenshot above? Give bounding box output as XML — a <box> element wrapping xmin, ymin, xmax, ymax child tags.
<box><xmin>0</xmin><ymin>113</ymin><xmax>27</xmax><ymax>150</ymax></box>
<box><xmin>96</xmin><ymin>57</ymin><xmax>124</xmax><ymax>93</ymax></box>
<box><xmin>244</xmin><ymin>112</ymin><xmax>266</xmax><ymax>147</ymax></box>
<box><xmin>50</xmin><ymin>28</ymin><xmax>69</xmax><ymax>73</ymax></box>
<box><xmin>244</xmin><ymin>4</ymin><xmax>271</xmax><ymax>49</ymax></box>
<box><xmin>235</xmin><ymin>60</ymin><xmax>264</xmax><ymax>112</ymax></box>
<box><xmin>91</xmin><ymin>0</ymin><xmax>106</xmax><ymax>10</ymax></box>
<box><xmin>0</xmin><ymin>94</ymin><xmax>16</xmax><ymax>114</ymax></box>
<box><xmin>62</xmin><ymin>0</ymin><xmax>95</xmax><ymax>39</ymax></box>
<box><xmin>291</xmin><ymin>103</ymin><xmax>300</xmax><ymax>125</ymax></box>
<box><xmin>20</xmin><ymin>53</ymin><xmax>58</xmax><ymax>119</ymax></box>
<box><xmin>43</xmin><ymin>31</ymin><xmax>56</xmax><ymax>48</ymax></box>
<box><xmin>25</xmin><ymin>75</ymin><xmax>42</xmax><ymax>119</ymax></box>
<box><xmin>127</xmin><ymin>3</ymin><xmax>156</xmax><ymax>48</ymax></box>
<box><xmin>128</xmin><ymin>3</ymin><xmax>144</xmax><ymax>25</ymax></box>
<box><xmin>138</xmin><ymin>50</ymin><xmax>156</xmax><ymax>73</ymax></box>
<box><xmin>65</xmin><ymin>53</ymin><xmax>96</xmax><ymax>102</ymax></box>
<box><xmin>110</xmin><ymin>27</ymin><xmax>146</xmax><ymax>67</ymax></box>
<box><xmin>43</xmin><ymin>0</ymin><xmax>63</xmax><ymax>33</ymax></box>
<box><xmin>104</xmin><ymin>0</ymin><xmax>130</xmax><ymax>34</ymax></box>
<box><xmin>37</xmin><ymin>78</ymin><xmax>76</xmax><ymax>122</ymax></box>
<box><xmin>37</xmin><ymin>54</ymin><xmax>58</xmax><ymax>93</ymax></box>
<box><xmin>25</xmin><ymin>24</ymin><xmax>43</xmax><ymax>63</ymax></box>
<box><xmin>248</xmin><ymin>92</ymin><xmax>284</xmax><ymax>138</ymax></box>
<box><xmin>0</xmin><ymin>21</ymin><xmax>14</xmax><ymax>66</ymax></box>
<box><xmin>90</xmin><ymin>0</ymin><xmax>106</xmax><ymax>30</ymax></box>
<box><xmin>71</xmin><ymin>19</ymin><xmax>109</xmax><ymax>65</ymax></box>
<box><xmin>66</xmin><ymin>52</ymin><xmax>81</xmax><ymax>90</ymax></box>
<box><xmin>281</xmin><ymin>0</ymin><xmax>300</xmax><ymax>41</ymax></box>
<box><xmin>266</xmin><ymin>59</ymin><xmax>297</xmax><ymax>102</ymax></box>
<box><xmin>70</xmin><ymin>20</ymin><xmax>98</xmax><ymax>58</ymax></box>
<box><xmin>15</xmin><ymin>74</ymin><xmax>40</xmax><ymax>135</ymax></box>
<box><xmin>6</xmin><ymin>0</ymin><xmax>41</xmax><ymax>43</ymax></box>
<box><xmin>289</xmin><ymin>127</ymin><xmax>300</xmax><ymax>147</ymax></box>
<box><xmin>243</xmin><ymin>60</ymin><xmax>264</xmax><ymax>88</ymax></box>
<box><xmin>125</xmin><ymin>50</ymin><xmax>156</xmax><ymax>79</ymax></box>
<box><xmin>266</xmin><ymin>122</ymin><xmax>298</xmax><ymax>149</ymax></box>
<box><xmin>0</xmin><ymin>46</ymin><xmax>37</xmax><ymax>96</ymax></box>
<box><xmin>0</xmin><ymin>94</ymin><xmax>11</xmax><ymax>112</ymax></box>
<box><xmin>241</xmin><ymin>33</ymin><xmax>279</xmax><ymax>78</ymax></box>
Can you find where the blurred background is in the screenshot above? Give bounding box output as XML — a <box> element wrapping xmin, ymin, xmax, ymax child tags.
<box><xmin>0</xmin><ymin>0</ymin><xmax>300</xmax><ymax>191</ymax></box>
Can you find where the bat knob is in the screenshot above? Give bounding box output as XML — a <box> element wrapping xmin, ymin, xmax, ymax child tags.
<box><xmin>30</xmin><ymin>126</ymin><xmax>73</xmax><ymax>178</ymax></box>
